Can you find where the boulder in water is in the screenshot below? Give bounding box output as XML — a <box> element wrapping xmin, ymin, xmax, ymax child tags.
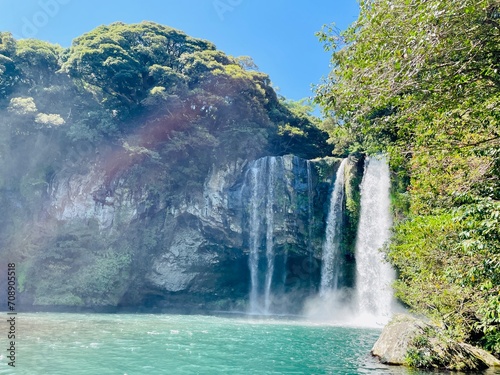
<box><xmin>371</xmin><ymin>314</ymin><xmax>500</xmax><ymax>371</ymax></box>
<box><xmin>371</xmin><ymin>314</ymin><xmax>429</xmax><ymax>365</ymax></box>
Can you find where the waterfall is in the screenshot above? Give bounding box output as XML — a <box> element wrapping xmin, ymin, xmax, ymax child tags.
<box><xmin>263</xmin><ymin>158</ymin><xmax>276</xmax><ymax>313</ymax></box>
<box><xmin>246</xmin><ymin>156</ymin><xmax>279</xmax><ymax>314</ymax></box>
<box><xmin>307</xmin><ymin>160</ymin><xmax>314</xmax><ymax>254</ymax></box>
<box><xmin>319</xmin><ymin>159</ymin><xmax>348</xmax><ymax>295</ymax></box>
<box><xmin>307</xmin><ymin>160</ymin><xmax>314</xmax><ymax>290</ymax></box>
<box><xmin>248</xmin><ymin>160</ymin><xmax>265</xmax><ymax>313</ymax></box>
<box><xmin>354</xmin><ymin>156</ymin><xmax>395</xmax><ymax>324</ymax></box>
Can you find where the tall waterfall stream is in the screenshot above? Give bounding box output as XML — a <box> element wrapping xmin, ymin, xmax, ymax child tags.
<box><xmin>354</xmin><ymin>156</ymin><xmax>396</xmax><ymax>324</ymax></box>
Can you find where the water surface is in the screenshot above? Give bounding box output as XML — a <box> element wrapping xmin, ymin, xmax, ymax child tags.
<box><xmin>0</xmin><ymin>313</ymin><xmax>497</xmax><ymax>375</ymax></box>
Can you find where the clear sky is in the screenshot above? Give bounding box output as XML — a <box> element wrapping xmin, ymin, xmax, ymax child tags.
<box><xmin>0</xmin><ymin>0</ymin><xmax>359</xmax><ymax>101</ymax></box>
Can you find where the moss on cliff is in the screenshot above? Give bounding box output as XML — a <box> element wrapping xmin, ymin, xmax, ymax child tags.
<box><xmin>342</xmin><ymin>155</ymin><xmax>363</xmax><ymax>256</ymax></box>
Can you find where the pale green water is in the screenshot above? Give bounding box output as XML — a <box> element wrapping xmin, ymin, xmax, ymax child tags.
<box><xmin>0</xmin><ymin>313</ymin><xmax>497</xmax><ymax>375</ymax></box>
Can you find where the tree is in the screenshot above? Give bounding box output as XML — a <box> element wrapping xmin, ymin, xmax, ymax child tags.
<box><xmin>14</xmin><ymin>39</ymin><xmax>63</xmax><ymax>87</ymax></box>
<box><xmin>316</xmin><ymin>0</ymin><xmax>500</xmax><ymax>354</ymax></box>
<box><xmin>62</xmin><ymin>22</ymin><xmax>215</xmax><ymax>115</ymax></box>
<box><xmin>0</xmin><ymin>32</ymin><xmax>18</xmax><ymax>100</ymax></box>
<box><xmin>269</xmin><ymin>97</ymin><xmax>334</xmax><ymax>159</ymax></box>
<box><xmin>316</xmin><ymin>0</ymin><xmax>499</xmax><ymax>156</ymax></box>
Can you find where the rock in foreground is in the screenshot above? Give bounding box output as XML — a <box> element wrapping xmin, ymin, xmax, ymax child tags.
<box><xmin>372</xmin><ymin>314</ymin><xmax>500</xmax><ymax>371</ymax></box>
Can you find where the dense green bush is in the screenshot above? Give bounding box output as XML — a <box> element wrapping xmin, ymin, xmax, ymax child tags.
<box><xmin>316</xmin><ymin>0</ymin><xmax>499</xmax><ymax>354</ymax></box>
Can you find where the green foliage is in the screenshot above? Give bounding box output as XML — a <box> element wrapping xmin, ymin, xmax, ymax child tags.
<box><xmin>1</xmin><ymin>21</ymin><xmax>330</xmax><ymax>163</ymax></box>
<box><xmin>62</xmin><ymin>21</ymin><xmax>214</xmax><ymax>114</ymax></box>
<box><xmin>453</xmin><ymin>195</ymin><xmax>500</xmax><ymax>354</ymax></box>
<box><xmin>270</xmin><ymin>97</ymin><xmax>333</xmax><ymax>159</ymax></box>
<box><xmin>317</xmin><ymin>0</ymin><xmax>500</xmax><ymax>353</ymax></box>
<box><xmin>405</xmin><ymin>347</ymin><xmax>435</xmax><ymax>369</ymax></box>
<box><xmin>35</xmin><ymin>113</ymin><xmax>65</xmax><ymax>127</ymax></box>
<box><xmin>16</xmin><ymin>262</ymin><xmax>29</xmax><ymax>293</ymax></box>
<box><xmin>8</xmin><ymin>97</ymin><xmax>37</xmax><ymax>115</ymax></box>
<box><xmin>342</xmin><ymin>156</ymin><xmax>363</xmax><ymax>255</ymax></box>
<box><xmin>478</xmin><ymin>295</ymin><xmax>500</xmax><ymax>354</ymax></box>
<box><xmin>0</xmin><ymin>32</ymin><xmax>18</xmax><ymax>99</ymax></box>
<box><xmin>317</xmin><ymin>0</ymin><xmax>499</xmax><ymax>145</ymax></box>
<box><xmin>26</xmin><ymin>221</ymin><xmax>134</xmax><ymax>307</ymax></box>
<box><xmin>74</xmin><ymin>249</ymin><xmax>132</xmax><ymax>303</ymax></box>
<box><xmin>235</xmin><ymin>56</ymin><xmax>259</xmax><ymax>71</ymax></box>
<box><xmin>405</xmin><ymin>329</ymin><xmax>446</xmax><ymax>369</ymax></box>
<box><xmin>14</xmin><ymin>39</ymin><xmax>63</xmax><ymax>86</ymax></box>
<box><xmin>316</xmin><ymin>0</ymin><xmax>499</xmax><ymax>166</ymax></box>
<box><xmin>19</xmin><ymin>172</ymin><xmax>48</xmax><ymax>206</ymax></box>
<box><xmin>390</xmin><ymin>203</ymin><xmax>499</xmax><ymax>350</ymax></box>
<box><xmin>390</xmin><ymin>167</ymin><xmax>411</xmax><ymax>221</ymax></box>
<box><xmin>278</xmin><ymin>123</ymin><xmax>305</xmax><ymax>137</ymax></box>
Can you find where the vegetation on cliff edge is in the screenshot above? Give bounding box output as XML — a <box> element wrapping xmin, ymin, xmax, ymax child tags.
<box><xmin>316</xmin><ymin>0</ymin><xmax>500</xmax><ymax>356</ymax></box>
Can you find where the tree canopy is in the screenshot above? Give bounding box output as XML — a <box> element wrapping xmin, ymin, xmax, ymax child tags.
<box><xmin>316</xmin><ymin>0</ymin><xmax>500</xmax><ymax>355</ymax></box>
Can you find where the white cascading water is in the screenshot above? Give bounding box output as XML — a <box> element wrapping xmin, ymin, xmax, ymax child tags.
<box><xmin>248</xmin><ymin>160</ymin><xmax>264</xmax><ymax>313</ymax></box>
<box><xmin>263</xmin><ymin>158</ymin><xmax>276</xmax><ymax>313</ymax></box>
<box><xmin>247</xmin><ymin>156</ymin><xmax>279</xmax><ymax>314</ymax></box>
<box><xmin>354</xmin><ymin>155</ymin><xmax>395</xmax><ymax>325</ymax></box>
<box><xmin>306</xmin><ymin>160</ymin><xmax>314</xmax><ymax>290</ymax></box>
<box><xmin>307</xmin><ymin>160</ymin><xmax>314</xmax><ymax>254</ymax></box>
<box><xmin>319</xmin><ymin>158</ymin><xmax>348</xmax><ymax>295</ymax></box>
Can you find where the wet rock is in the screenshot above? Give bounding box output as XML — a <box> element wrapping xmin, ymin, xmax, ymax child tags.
<box><xmin>13</xmin><ymin>153</ymin><xmax>363</xmax><ymax>311</ymax></box>
<box><xmin>372</xmin><ymin>314</ymin><xmax>500</xmax><ymax>371</ymax></box>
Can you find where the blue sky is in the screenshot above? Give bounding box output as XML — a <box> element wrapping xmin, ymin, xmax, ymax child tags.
<box><xmin>0</xmin><ymin>0</ymin><xmax>359</xmax><ymax>101</ymax></box>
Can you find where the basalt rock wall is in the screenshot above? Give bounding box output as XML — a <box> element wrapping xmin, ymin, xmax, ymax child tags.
<box><xmin>3</xmin><ymin>152</ymin><xmax>363</xmax><ymax>312</ymax></box>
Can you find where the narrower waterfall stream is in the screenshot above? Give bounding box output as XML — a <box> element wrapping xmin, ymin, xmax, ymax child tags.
<box><xmin>248</xmin><ymin>160</ymin><xmax>265</xmax><ymax>313</ymax></box>
<box><xmin>319</xmin><ymin>159</ymin><xmax>347</xmax><ymax>295</ymax></box>
<box><xmin>263</xmin><ymin>157</ymin><xmax>276</xmax><ymax>313</ymax></box>
<box><xmin>354</xmin><ymin>156</ymin><xmax>395</xmax><ymax>324</ymax></box>
<box><xmin>307</xmin><ymin>160</ymin><xmax>314</xmax><ymax>291</ymax></box>
<box><xmin>246</xmin><ymin>156</ymin><xmax>280</xmax><ymax>314</ymax></box>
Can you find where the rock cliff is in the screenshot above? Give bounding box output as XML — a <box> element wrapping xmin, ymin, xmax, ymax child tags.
<box><xmin>5</xmin><ymin>151</ymin><xmax>362</xmax><ymax>313</ymax></box>
<box><xmin>0</xmin><ymin>22</ymin><xmax>353</xmax><ymax>312</ymax></box>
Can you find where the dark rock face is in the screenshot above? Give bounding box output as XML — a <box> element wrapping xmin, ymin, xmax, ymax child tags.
<box><xmin>6</xmin><ymin>154</ymin><xmax>362</xmax><ymax>313</ymax></box>
<box><xmin>0</xmin><ymin>22</ymin><xmax>342</xmax><ymax>313</ymax></box>
<box><xmin>372</xmin><ymin>314</ymin><xmax>500</xmax><ymax>371</ymax></box>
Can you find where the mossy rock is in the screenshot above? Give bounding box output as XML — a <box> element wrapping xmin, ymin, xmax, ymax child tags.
<box><xmin>309</xmin><ymin>156</ymin><xmax>342</xmax><ymax>183</ymax></box>
<box><xmin>372</xmin><ymin>314</ymin><xmax>500</xmax><ymax>371</ymax></box>
<box><xmin>342</xmin><ymin>155</ymin><xmax>363</xmax><ymax>255</ymax></box>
